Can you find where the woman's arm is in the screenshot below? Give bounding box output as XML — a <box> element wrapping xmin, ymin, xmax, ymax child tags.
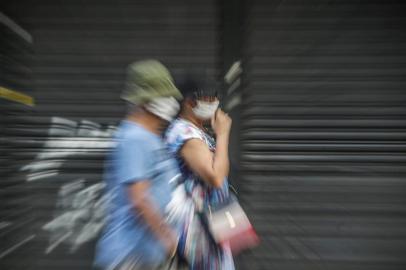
<box><xmin>180</xmin><ymin>110</ymin><xmax>232</xmax><ymax>188</ymax></box>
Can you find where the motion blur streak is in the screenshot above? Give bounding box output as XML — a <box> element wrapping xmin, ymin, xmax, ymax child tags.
<box><xmin>1</xmin><ymin>0</ymin><xmax>406</xmax><ymax>270</ymax></box>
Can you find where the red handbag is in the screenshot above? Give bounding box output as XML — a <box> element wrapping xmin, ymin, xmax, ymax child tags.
<box><xmin>205</xmin><ymin>195</ymin><xmax>260</xmax><ymax>254</ymax></box>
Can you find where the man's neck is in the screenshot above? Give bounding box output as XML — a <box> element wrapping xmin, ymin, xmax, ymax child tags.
<box><xmin>127</xmin><ymin>110</ymin><xmax>162</xmax><ymax>135</ymax></box>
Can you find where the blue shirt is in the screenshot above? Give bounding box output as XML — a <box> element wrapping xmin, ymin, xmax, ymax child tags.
<box><xmin>94</xmin><ymin>120</ymin><xmax>180</xmax><ymax>269</ymax></box>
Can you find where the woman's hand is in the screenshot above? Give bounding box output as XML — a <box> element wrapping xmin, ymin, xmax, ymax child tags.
<box><xmin>211</xmin><ymin>109</ymin><xmax>232</xmax><ymax>137</ymax></box>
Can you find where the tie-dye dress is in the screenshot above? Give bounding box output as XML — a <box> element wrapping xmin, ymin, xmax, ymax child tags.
<box><xmin>164</xmin><ymin>118</ymin><xmax>235</xmax><ymax>270</ymax></box>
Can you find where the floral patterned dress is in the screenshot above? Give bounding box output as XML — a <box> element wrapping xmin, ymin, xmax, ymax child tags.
<box><xmin>165</xmin><ymin>118</ymin><xmax>235</xmax><ymax>270</ymax></box>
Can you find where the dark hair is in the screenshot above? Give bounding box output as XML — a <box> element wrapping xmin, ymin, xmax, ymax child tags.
<box><xmin>175</xmin><ymin>73</ymin><xmax>217</xmax><ymax>100</ymax></box>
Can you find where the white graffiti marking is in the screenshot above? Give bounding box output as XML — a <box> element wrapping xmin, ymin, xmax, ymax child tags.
<box><xmin>20</xmin><ymin>117</ymin><xmax>117</xmax><ymax>253</ymax></box>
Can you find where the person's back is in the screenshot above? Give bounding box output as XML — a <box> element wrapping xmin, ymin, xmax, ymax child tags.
<box><xmin>94</xmin><ymin>59</ymin><xmax>183</xmax><ymax>270</ymax></box>
<box><xmin>95</xmin><ymin>120</ymin><xmax>179</xmax><ymax>268</ymax></box>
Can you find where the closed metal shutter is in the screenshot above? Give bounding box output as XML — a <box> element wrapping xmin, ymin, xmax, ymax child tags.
<box><xmin>1</xmin><ymin>0</ymin><xmax>220</xmax><ymax>269</ymax></box>
<box><xmin>239</xmin><ymin>1</ymin><xmax>406</xmax><ymax>269</ymax></box>
<box><xmin>0</xmin><ymin>10</ymin><xmax>35</xmax><ymax>270</ymax></box>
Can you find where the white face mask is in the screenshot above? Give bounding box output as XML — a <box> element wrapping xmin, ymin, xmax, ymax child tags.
<box><xmin>144</xmin><ymin>97</ymin><xmax>180</xmax><ymax>122</ymax></box>
<box><xmin>192</xmin><ymin>100</ymin><xmax>219</xmax><ymax>120</ymax></box>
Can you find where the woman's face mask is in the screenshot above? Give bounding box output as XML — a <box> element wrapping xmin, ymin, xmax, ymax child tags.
<box><xmin>192</xmin><ymin>99</ymin><xmax>219</xmax><ymax>120</ymax></box>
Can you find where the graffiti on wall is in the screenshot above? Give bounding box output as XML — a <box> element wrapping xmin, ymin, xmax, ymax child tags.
<box><xmin>21</xmin><ymin>117</ymin><xmax>116</xmax><ymax>253</ymax></box>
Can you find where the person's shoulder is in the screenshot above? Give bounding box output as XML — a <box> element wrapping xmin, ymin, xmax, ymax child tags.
<box><xmin>170</xmin><ymin>118</ymin><xmax>199</xmax><ymax>133</ymax></box>
<box><xmin>167</xmin><ymin>118</ymin><xmax>185</xmax><ymax>130</ymax></box>
<box><xmin>118</xmin><ymin>121</ymin><xmax>139</xmax><ymax>138</ymax></box>
<box><xmin>166</xmin><ymin>118</ymin><xmax>204</xmax><ymax>143</ymax></box>
<box><xmin>118</xmin><ymin>121</ymin><xmax>158</xmax><ymax>145</ymax></box>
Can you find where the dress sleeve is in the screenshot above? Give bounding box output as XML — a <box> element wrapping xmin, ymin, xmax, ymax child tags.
<box><xmin>165</xmin><ymin>120</ymin><xmax>204</xmax><ymax>155</ymax></box>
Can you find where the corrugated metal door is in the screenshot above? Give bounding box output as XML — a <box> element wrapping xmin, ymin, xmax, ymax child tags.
<box><xmin>238</xmin><ymin>1</ymin><xmax>406</xmax><ymax>269</ymax></box>
<box><xmin>0</xmin><ymin>10</ymin><xmax>35</xmax><ymax>270</ymax></box>
<box><xmin>1</xmin><ymin>0</ymin><xmax>220</xmax><ymax>269</ymax></box>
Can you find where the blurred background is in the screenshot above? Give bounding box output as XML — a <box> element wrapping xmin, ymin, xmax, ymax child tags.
<box><xmin>1</xmin><ymin>0</ymin><xmax>406</xmax><ymax>269</ymax></box>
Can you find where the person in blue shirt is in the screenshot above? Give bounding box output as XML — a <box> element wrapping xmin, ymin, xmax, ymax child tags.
<box><xmin>94</xmin><ymin>60</ymin><xmax>184</xmax><ymax>270</ymax></box>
